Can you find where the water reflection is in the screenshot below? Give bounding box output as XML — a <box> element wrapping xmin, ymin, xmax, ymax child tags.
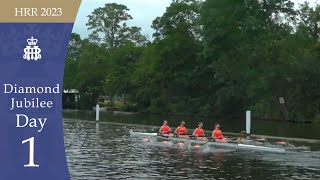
<box><xmin>63</xmin><ymin>111</ymin><xmax>320</xmax><ymax>139</ymax></box>
<box><xmin>64</xmin><ymin>119</ymin><xmax>320</xmax><ymax>180</ymax></box>
<box><xmin>95</xmin><ymin>122</ymin><xmax>99</xmax><ymax>135</ymax></box>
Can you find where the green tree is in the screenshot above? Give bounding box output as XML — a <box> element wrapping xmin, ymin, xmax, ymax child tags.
<box><xmin>131</xmin><ymin>45</ymin><xmax>159</xmax><ymax>111</ymax></box>
<box><xmin>201</xmin><ymin>0</ymin><xmax>298</xmax><ymax>117</ymax></box>
<box><xmin>64</xmin><ymin>33</ymin><xmax>82</xmax><ymax>90</ymax></box>
<box><xmin>87</xmin><ymin>3</ymin><xmax>147</xmax><ymax>47</ymax></box>
<box><xmin>76</xmin><ymin>40</ymin><xmax>110</xmax><ymax>108</ymax></box>
<box><xmin>298</xmin><ymin>2</ymin><xmax>320</xmax><ymax>42</ymax></box>
<box><xmin>87</xmin><ymin>3</ymin><xmax>132</xmax><ymax>47</ymax></box>
<box><xmin>132</xmin><ymin>0</ymin><xmax>202</xmax><ymax>114</ymax></box>
<box><xmin>64</xmin><ymin>1</ymin><xmax>320</xmax><ymax>122</ymax></box>
<box><xmin>152</xmin><ymin>0</ymin><xmax>202</xmax><ymax>41</ymax></box>
<box><xmin>103</xmin><ymin>43</ymin><xmax>144</xmax><ymax>98</ymax></box>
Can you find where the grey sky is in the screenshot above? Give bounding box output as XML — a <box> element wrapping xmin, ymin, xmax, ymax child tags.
<box><xmin>72</xmin><ymin>0</ymin><xmax>318</xmax><ymax>39</ymax></box>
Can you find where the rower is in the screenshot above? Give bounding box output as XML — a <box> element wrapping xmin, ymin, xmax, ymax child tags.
<box><xmin>192</xmin><ymin>122</ymin><xmax>208</xmax><ymax>141</ymax></box>
<box><xmin>159</xmin><ymin>120</ymin><xmax>172</xmax><ymax>136</ymax></box>
<box><xmin>212</xmin><ymin>123</ymin><xmax>228</xmax><ymax>143</ymax></box>
<box><xmin>237</xmin><ymin>131</ymin><xmax>251</xmax><ymax>144</ymax></box>
<box><xmin>174</xmin><ymin>121</ymin><xmax>189</xmax><ymax>139</ymax></box>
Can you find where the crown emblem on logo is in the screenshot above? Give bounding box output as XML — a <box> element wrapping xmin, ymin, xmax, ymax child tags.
<box><xmin>27</xmin><ymin>36</ymin><xmax>38</xmax><ymax>46</ymax></box>
<box><xmin>23</xmin><ymin>36</ymin><xmax>42</xmax><ymax>61</ymax></box>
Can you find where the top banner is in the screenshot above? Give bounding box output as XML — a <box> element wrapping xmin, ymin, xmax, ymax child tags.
<box><xmin>0</xmin><ymin>0</ymin><xmax>81</xmax><ymax>22</ymax></box>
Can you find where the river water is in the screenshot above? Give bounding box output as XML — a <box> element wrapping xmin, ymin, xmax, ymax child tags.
<box><xmin>63</xmin><ymin>111</ymin><xmax>320</xmax><ymax>139</ymax></box>
<box><xmin>63</xmin><ymin>111</ymin><xmax>320</xmax><ymax>180</ymax></box>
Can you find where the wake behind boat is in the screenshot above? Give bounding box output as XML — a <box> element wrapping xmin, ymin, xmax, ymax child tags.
<box><xmin>129</xmin><ymin>129</ymin><xmax>157</xmax><ymax>137</ymax></box>
<box><xmin>129</xmin><ymin>130</ymin><xmax>286</xmax><ymax>153</ymax></box>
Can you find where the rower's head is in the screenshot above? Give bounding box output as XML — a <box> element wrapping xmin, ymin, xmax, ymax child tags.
<box><xmin>198</xmin><ymin>122</ymin><xmax>203</xmax><ymax>128</ymax></box>
<box><xmin>215</xmin><ymin>123</ymin><xmax>220</xmax><ymax>129</ymax></box>
<box><xmin>163</xmin><ymin>120</ymin><xmax>168</xmax><ymax>125</ymax></box>
<box><xmin>180</xmin><ymin>121</ymin><xmax>186</xmax><ymax>127</ymax></box>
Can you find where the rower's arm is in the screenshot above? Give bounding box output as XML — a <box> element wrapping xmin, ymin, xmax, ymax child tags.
<box><xmin>192</xmin><ymin>129</ymin><xmax>196</xmax><ymax>136</ymax></box>
<box><xmin>212</xmin><ymin>130</ymin><xmax>216</xmax><ymax>138</ymax></box>
<box><xmin>174</xmin><ymin>127</ymin><xmax>179</xmax><ymax>133</ymax></box>
<box><xmin>159</xmin><ymin>126</ymin><xmax>163</xmax><ymax>132</ymax></box>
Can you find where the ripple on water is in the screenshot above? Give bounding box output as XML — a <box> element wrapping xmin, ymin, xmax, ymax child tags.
<box><xmin>63</xmin><ymin>120</ymin><xmax>320</xmax><ymax>180</ymax></box>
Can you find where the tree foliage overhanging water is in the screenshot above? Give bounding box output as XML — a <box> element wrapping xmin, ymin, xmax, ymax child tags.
<box><xmin>64</xmin><ymin>0</ymin><xmax>320</xmax><ymax>122</ymax></box>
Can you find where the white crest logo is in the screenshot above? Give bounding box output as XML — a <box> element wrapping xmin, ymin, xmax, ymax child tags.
<box><xmin>23</xmin><ymin>36</ymin><xmax>42</xmax><ymax>61</ymax></box>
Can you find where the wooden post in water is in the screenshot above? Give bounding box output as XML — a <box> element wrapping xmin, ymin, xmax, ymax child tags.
<box><xmin>246</xmin><ymin>111</ymin><xmax>251</xmax><ymax>137</ymax></box>
<box><xmin>96</xmin><ymin>104</ymin><xmax>100</xmax><ymax>121</ymax></box>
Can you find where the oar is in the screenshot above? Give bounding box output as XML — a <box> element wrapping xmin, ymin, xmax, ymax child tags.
<box><xmin>177</xmin><ymin>134</ymin><xmax>195</xmax><ymax>142</ymax></box>
<box><xmin>157</xmin><ymin>133</ymin><xmax>183</xmax><ymax>142</ymax></box>
<box><xmin>159</xmin><ymin>132</ymin><xmax>177</xmax><ymax>138</ymax></box>
<box><xmin>208</xmin><ymin>137</ymin><xmax>238</xmax><ymax>144</ymax></box>
<box><xmin>191</xmin><ymin>137</ymin><xmax>225</xmax><ymax>147</ymax></box>
<box><xmin>199</xmin><ymin>139</ymin><xmax>212</xmax><ymax>147</ymax></box>
<box><xmin>188</xmin><ymin>136</ymin><xmax>214</xmax><ymax>147</ymax></box>
<box><xmin>144</xmin><ymin>131</ymin><xmax>167</xmax><ymax>141</ymax></box>
<box><xmin>161</xmin><ymin>133</ymin><xmax>178</xmax><ymax>141</ymax></box>
<box><xmin>196</xmin><ymin>137</ymin><xmax>240</xmax><ymax>148</ymax></box>
<box><xmin>235</xmin><ymin>137</ymin><xmax>270</xmax><ymax>145</ymax></box>
<box><xmin>172</xmin><ymin>134</ymin><xmax>196</xmax><ymax>146</ymax></box>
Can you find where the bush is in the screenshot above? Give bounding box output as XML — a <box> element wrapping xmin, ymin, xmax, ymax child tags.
<box><xmin>313</xmin><ymin>114</ymin><xmax>320</xmax><ymax>124</ymax></box>
<box><xmin>249</xmin><ymin>100</ymin><xmax>281</xmax><ymax>119</ymax></box>
<box><xmin>98</xmin><ymin>100</ymin><xmax>115</xmax><ymax>107</ymax></box>
<box><xmin>115</xmin><ymin>101</ymin><xmax>138</xmax><ymax>112</ymax></box>
<box><xmin>147</xmin><ymin>98</ymin><xmax>165</xmax><ymax>114</ymax></box>
<box><xmin>76</xmin><ymin>93</ymin><xmax>95</xmax><ymax>110</ymax></box>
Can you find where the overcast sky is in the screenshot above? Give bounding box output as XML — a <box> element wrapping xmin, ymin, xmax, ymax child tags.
<box><xmin>72</xmin><ymin>0</ymin><xmax>318</xmax><ymax>39</ymax></box>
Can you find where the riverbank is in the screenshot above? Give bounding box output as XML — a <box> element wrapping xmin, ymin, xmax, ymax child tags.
<box><xmin>63</xmin><ymin>110</ymin><xmax>320</xmax><ymax>139</ymax></box>
<box><xmin>63</xmin><ymin>116</ymin><xmax>320</xmax><ymax>144</ymax></box>
<box><xmin>64</xmin><ymin>108</ymin><xmax>319</xmax><ymax>125</ymax></box>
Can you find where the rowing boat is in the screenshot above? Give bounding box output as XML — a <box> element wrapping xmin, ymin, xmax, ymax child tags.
<box><xmin>157</xmin><ymin>136</ymin><xmax>285</xmax><ymax>153</ymax></box>
<box><xmin>129</xmin><ymin>130</ymin><xmax>286</xmax><ymax>153</ymax></box>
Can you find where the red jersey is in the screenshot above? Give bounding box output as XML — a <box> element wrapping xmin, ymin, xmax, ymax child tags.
<box><xmin>213</xmin><ymin>129</ymin><xmax>223</xmax><ymax>139</ymax></box>
<box><xmin>176</xmin><ymin>126</ymin><xmax>187</xmax><ymax>135</ymax></box>
<box><xmin>194</xmin><ymin>128</ymin><xmax>204</xmax><ymax>137</ymax></box>
<box><xmin>160</xmin><ymin>125</ymin><xmax>170</xmax><ymax>134</ymax></box>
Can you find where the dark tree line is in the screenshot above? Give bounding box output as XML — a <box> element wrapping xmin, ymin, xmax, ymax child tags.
<box><xmin>64</xmin><ymin>1</ymin><xmax>320</xmax><ymax>122</ymax></box>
